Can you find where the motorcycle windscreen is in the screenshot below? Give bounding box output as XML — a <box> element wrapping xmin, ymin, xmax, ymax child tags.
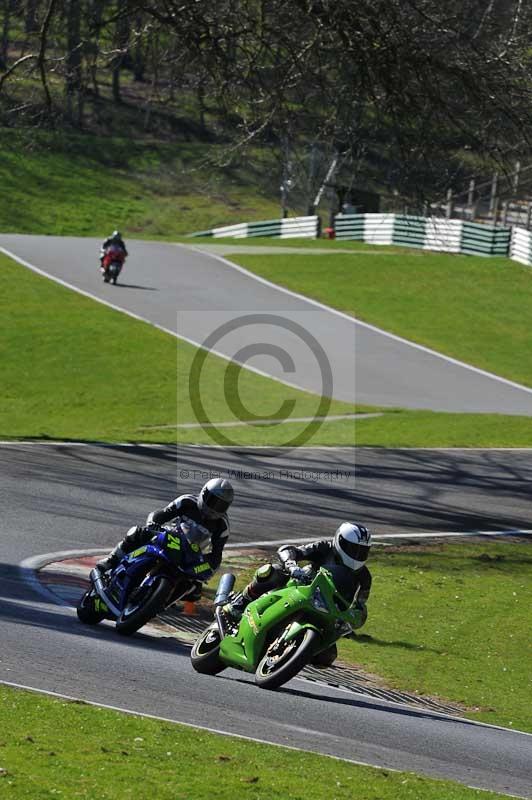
<box><xmin>180</xmin><ymin>520</ymin><xmax>211</xmax><ymax>550</ymax></box>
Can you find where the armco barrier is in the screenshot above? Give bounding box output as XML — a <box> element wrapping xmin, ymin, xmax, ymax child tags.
<box><xmin>190</xmin><ymin>212</ymin><xmax>531</xmax><ymax>266</ymax></box>
<box><xmin>335</xmin><ymin>213</ymin><xmax>514</xmax><ymax>258</ymax></box>
<box><xmin>461</xmin><ymin>222</ymin><xmax>511</xmax><ymax>256</ymax></box>
<box><xmin>393</xmin><ymin>215</ymin><xmax>427</xmax><ymax>248</ymax></box>
<box><xmin>510</xmin><ymin>226</ymin><xmax>532</xmax><ymax>266</ymax></box>
<box><xmin>423</xmin><ymin>218</ymin><xmax>462</xmax><ymax>253</ymax></box>
<box><xmin>190</xmin><ymin>215</ymin><xmax>319</xmax><ymax>239</ymax></box>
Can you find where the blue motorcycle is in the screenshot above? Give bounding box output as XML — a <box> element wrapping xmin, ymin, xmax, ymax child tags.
<box><xmin>76</xmin><ymin>523</ymin><xmax>213</xmax><ymax>635</ymax></box>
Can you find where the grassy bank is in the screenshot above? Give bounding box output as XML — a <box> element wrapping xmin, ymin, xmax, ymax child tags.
<box><xmin>230</xmin><ymin>251</ymin><xmax>532</xmax><ymax>389</ymax></box>
<box><xmin>3</xmin><ymin>253</ymin><xmax>532</xmax><ymax>446</ymax></box>
<box><xmin>170</xmin><ymin>410</ymin><xmax>532</xmax><ymax>448</ymax></box>
<box><xmin>0</xmin><ymin>253</ymin><xmax>363</xmax><ymax>445</ymax></box>
<box><xmin>232</xmin><ymin>541</ymin><xmax>532</xmax><ymax>733</ymax></box>
<box><xmin>0</xmin><ymin>129</ymin><xmax>280</xmax><ymax>238</ymax></box>
<box><xmin>0</xmin><ymin>684</ymin><xmax>511</xmax><ymax>800</ymax></box>
<box><xmin>349</xmin><ymin>540</ymin><xmax>532</xmax><ymax>733</ymax></box>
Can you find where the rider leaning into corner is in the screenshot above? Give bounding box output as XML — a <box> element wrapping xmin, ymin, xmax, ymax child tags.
<box><xmin>225</xmin><ymin>522</ymin><xmax>372</xmax><ymax>667</ymax></box>
<box><xmin>96</xmin><ymin>478</ymin><xmax>234</xmax><ymax>602</ymax></box>
<box><xmin>99</xmin><ymin>230</ymin><xmax>128</xmax><ymax>268</ymax></box>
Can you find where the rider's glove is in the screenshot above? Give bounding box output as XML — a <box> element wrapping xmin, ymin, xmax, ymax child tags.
<box><xmin>289</xmin><ymin>566</ymin><xmax>307</xmax><ymax>582</ymax></box>
<box><xmin>351</xmin><ymin>602</ymin><xmax>368</xmax><ymax>629</ymax></box>
<box><xmin>145</xmin><ymin>521</ymin><xmax>161</xmax><ymax>532</ymax></box>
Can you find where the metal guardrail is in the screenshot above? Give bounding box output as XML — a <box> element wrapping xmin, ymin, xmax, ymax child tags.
<box><xmin>510</xmin><ymin>226</ymin><xmax>532</xmax><ymax>265</ymax></box>
<box><xmin>335</xmin><ymin>213</ymin><xmax>513</xmax><ymax>259</ymax></box>
<box><xmin>190</xmin><ymin>211</ymin><xmax>532</xmax><ymax>266</ymax></box>
<box><xmin>190</xmin><ymin>215</ymin><xmax>320</xmax><ymax>239</ymax></box>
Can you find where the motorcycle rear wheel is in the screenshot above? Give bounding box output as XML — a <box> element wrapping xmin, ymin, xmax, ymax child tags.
<box><xmin>115</xmin><ymin>576</ymin><xmax>172</xmax><ymax>636</ymax></box>
<box><xmin>190</xmin><ymin>625</ymin><xmax>226</xmax><ymax>674</ymax></box>
<box><xmin>76</xmin><ymin>587</ymin><xmax>107</xmax><ymax>625</ymax></box>
<box><xmin>255</xmin><ymin>627</ymin><xmax>318</xmax><ymax>690</ymax></box>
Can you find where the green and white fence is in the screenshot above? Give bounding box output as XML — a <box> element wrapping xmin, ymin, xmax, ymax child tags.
<box><xmin>190</xmin><ymin>211</ymin><xmax>532</xmax><ymax>266</ymax></box>
<box><xmin>510</xmin><ymin>226</ymin><xmax>532</xmax><ymax>266</ymax></box>
<box><xmin>190</xmin><ymin>215</ymin><xmax>319</xmax><ymax>239</ymax></box>
<box><xmin>334</xmin><ymin>213</ymin><xmax>511</xmax><ymax>257</ymax></box>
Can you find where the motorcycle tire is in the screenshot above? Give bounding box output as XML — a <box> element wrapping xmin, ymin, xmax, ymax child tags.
<box><xmin>190</xmin><ymin>625</ymin><xmax>226</xmax><ymax>675</ymax></box>
<box><xmin>310</xmin><ymin>643</ymin><xmax>338</xmax><ymax>668</ymax></box>
<box><xmin>112</xmin><ymin>276</ymin><xmax>117</xmax><ymax>285</ymax></box>
<box><xmin>76</xmin><ymin>587</ymin><xmax>107</xmax><ymax>625</ymax></box>
<box><xmin>115</xmin><ymin>576</ymin><xmax>172</xmax><ymax>636</ymax></box>
<box><xmin>255</xmin><ymin>627</ymin><xmax>318</xmax><ymax>690</ymax></box>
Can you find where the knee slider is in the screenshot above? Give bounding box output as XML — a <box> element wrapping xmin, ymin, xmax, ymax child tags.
<box><xmin>255</xmin><ymin>563</ymin><xmax>273</xmax><ymax>582</ymax></box>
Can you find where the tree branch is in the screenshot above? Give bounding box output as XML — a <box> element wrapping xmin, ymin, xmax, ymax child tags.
<box><xmin>0</xmin><ymin>54</ymin><xmax>35</xmax><ymax>93</ymax></box>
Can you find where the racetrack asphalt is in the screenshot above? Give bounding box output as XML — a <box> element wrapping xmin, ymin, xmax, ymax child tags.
<box><xmin>2</xmin><ymin>442</ymin><xmax>532</xmax><ymax>797</ymax></box>
<box><xmin>2</xmin><ymin>234</ymin><xmax>532</xmax><ymax>794</ymax></box>
<box><xmin>1</xmin><ymin>233</ymin><xmax>532</xmax><ymax>414</ymax></box>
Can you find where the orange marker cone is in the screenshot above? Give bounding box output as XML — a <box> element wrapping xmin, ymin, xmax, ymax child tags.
<box><xmin>183</xmin><ymin>600</ymin><xmax>197</xmax><ymax>615</ymax></box>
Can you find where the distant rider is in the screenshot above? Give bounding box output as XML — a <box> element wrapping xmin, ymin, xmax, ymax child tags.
<box><xmin>95</xmin><ymin>478</ymin><xmax>234</xmax><ymax>602</ymax></box>
<box><xmin>225</xmin><ymin>522</ymin><xmax>372</xmax><ymax>666</ymax></box>
<box><xmin>100</xmin><ymin>230</ymin><xmax>128</xmax><ymax>268</ymax></box>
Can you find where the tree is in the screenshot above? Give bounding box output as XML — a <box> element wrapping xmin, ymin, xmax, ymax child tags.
<box><xmin>136</xmin><ymin>0</ymin><xmax>532</xmax><ymax>201</ymax></box>
<box><xmin>111</xmin><ymin>0</ymin><xmax>131</xmax><ymax>102</ymax></box>
<box><xmin>65</xmin><ymin>0</ymin><xmax>83</xmax><ymax>125</ymax></box>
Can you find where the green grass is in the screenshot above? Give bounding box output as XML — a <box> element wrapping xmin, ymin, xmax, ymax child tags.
<box><xmin>188</xmin><ymin>235</ymin><xmax>419</xmax><ymax>252</ymax></box>
<box><xmin>230</xmin><ymin>251</ymin><xmax>532</xmax><ymax>389</ymax></box>
<box><xmin>3</xmin><ymin>252</ymin><xmax>532</xmax><ymax>447</ymax></box>
<box><xmin>170</xmin><ymin>411</ymin><xmax>532</xmax><ymax>448</ymax></box>
<box><xmin>0</xmin><ymin>684</ymin><xmax>511</xmax><ymax>800</ymax></box>
<box><xmin>234</xmin><ymin>541</ymin><xmax>532</xmax><ymax>734</ymax></box>
<box><xmin>340</xmin><ymin>541</ymin><xmax>532</xmax><ymax>733</ymax></box>
<box><xmin>352</xmin><ymin>410</ymin><xmax>532</xmax><ymax>447</ymax></box>
<box><xmin>0</xmin><ymin>129</ymin><xmax>281</xmax><ymax>238</ymax></box>
<box><xmin>0</xmin><ymin>253</ymin><xmax>362</xmax><ymax>445</ymax></box>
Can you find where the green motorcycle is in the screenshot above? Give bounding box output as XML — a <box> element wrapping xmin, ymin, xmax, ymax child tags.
<box><xmin>190</xmin><ymin>565</ymin><xmax>364</xmax><ymax>690</ymax></box>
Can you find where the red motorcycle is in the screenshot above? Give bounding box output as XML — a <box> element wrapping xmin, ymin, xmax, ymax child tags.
<box><xmin>101</xmin><ymin>244</ymin><xmax>126</xmax><ymax>285</ymax></box>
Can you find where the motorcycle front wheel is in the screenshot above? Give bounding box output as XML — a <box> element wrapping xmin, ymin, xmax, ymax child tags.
<box><xmin>115</xmin><ymin>575</ymin><xmax>172</xmax><ymax>636</ymax></box>
<box><xmin>190</xmin><ymin>625</ymin><xmax>226</xmax><ymax>675</ymax></box>
<box><xmin>255</xmin><ymin>627</ymin><xmax>318</xmax><ymax>690</ymax></box>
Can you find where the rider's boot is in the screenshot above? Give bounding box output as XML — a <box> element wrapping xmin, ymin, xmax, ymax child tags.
<box><xmin>223</xmin><ymin>591</ymin><xmax>248</xmax><ymax>621</ymax></box>
<box><xmin>94</xmin><ymin>546</ymin><xmax>123</xmax><ymax>578</ymax></box>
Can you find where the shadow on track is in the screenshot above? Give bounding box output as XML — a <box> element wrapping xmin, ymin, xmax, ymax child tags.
<box><xmin>221</xmin><ymin>674</ymin><xmax>480</xmax><ymax>730</ymax></box>
<box><xmin>277</xmin><ymin>684</ymin><xmax>484</xmax><ymax>728</ymax></box>
<box><xmin>4</xmin><ymin>443</ymin><xmax>532</xmax><ymax>543</ymax></box>
<box><xmin>0</xmin><ymin>562</ymin><xmax>190</xmax><ymax>658</ymax></box>
<box><xmin>113</xmin><ymin>283</ymin><xmax>158</xmax><ymax>291</ymax></box>
<box><xmin>0</xmin><ymin>589</ymin><xmax>190</xmax><ymax>658</ymax></box>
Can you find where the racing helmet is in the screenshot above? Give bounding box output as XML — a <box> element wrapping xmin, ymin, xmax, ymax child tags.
<box><xmin>333</xmin><ymin>522</ymin><xmax>372</xmax><ymax>571</ymax></box>
<box><xmin>112</xmin><ymin>230</ymin><xmax>121</xmax><ymax>238</ymax></box>
<box><xmin>198</xmin><ymin>478</ymin><xmax>234</xmax><ymax>519</ymax></box>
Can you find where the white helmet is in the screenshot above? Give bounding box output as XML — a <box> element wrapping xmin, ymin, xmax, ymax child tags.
<box><xmin>333</xmin><ymin>522</ymin><xmax>371</xmax><ymax>571</ymax></box>
<box><xmin>198</xmin><ymin>478</ymin><xmax>234</xmax><ymax>519</ymax></box>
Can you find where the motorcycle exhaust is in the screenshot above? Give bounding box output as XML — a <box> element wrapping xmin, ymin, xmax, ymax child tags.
<box><xmin>90</xmin><ymin>568</ymin><xmax>121</xmax><ymax>618</ymax></box>
<box><xmin>213</xmin><ymin>573</ymin><xmax>235</xmax><ymax>639</ymax></box>
<box><xmin>214</xmin><ymin>573</ymin><xmax>235</xmax><ymax>606</ymax></box>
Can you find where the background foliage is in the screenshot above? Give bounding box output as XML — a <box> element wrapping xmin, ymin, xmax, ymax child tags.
<box><xmin>1</xmin><ymin>1</ymin><xmax>532</xmax><ymax>209</ymax></box>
